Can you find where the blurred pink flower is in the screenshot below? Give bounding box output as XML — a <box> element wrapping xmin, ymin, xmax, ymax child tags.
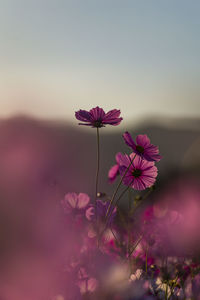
<box><xmin>123</xmin><ymin>132</ymin><xmax>162</xmax><ymax>162</ymax></box>
<box><xmin>61</xmin><ymin>192</ymin><xmax>90</xmax><ymax>214</ymax></box>
<box><xmin>75</xmin><ymin>106</ymin><xmax>123</xmax><ymax>128</ymax></box>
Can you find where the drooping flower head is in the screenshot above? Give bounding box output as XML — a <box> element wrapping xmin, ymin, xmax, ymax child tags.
<box><xmin>123</xmin><ymin>132</ymin><xmax>162</xmax><ymax>162</ymax></box>
<box><xmin>75</xmin><ymin>106</ymin><xmax>123</xmax><ymax>128</ymax></box>
<box><xmin>119</xmin><ymin>153</ymin><xmax>158</xmax><ymax>190</ymax></box>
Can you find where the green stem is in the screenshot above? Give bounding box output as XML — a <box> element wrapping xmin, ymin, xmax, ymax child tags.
<box><xmin>165</xmin><ymin>281</ymin><xmax>168</xmax><ymax>300</ymax></box>
<box><xmin>106</xmin><ymin>185</ymin><xmax>130</xmax><ymax>223</ymax></box>
<box><xmin>100</xmin><ymin>185</ymin><xmax>130</xmax><ymax>239</ymax></box>
<box><xmin>125</xmin><ymin>235</ymin><xmax>143</xmax><ymax>261</ymax></box>
<box><xmin>145</xmin><ymin>244</ymin><xmax>149</xmax><ymax>273</ymax></box>
<box><xmin>105</xmin><ymin>154</ymin><xmax>136</xmax><ymax>221</ymax></box>
<box><xmin>95</xmin><ymin>127</ymin><xmax>100</xmax><ymax>213</ymax></box>
<box><xmin>128</xmin><ymin>188</ymin><xmax>132</xmax><ymax>272</ymax></box>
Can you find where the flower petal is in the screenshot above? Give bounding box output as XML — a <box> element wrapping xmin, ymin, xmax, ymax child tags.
<box><xmin>89</xmin><ymin>106</ymin><xmax>105</xmax><ymax>121</ymax></box>
<box><xmin>75</xmin><ymin>110</ymin><xmax>91</xmax><ymax>122</ymax></box>
<box><xmin>123</xmin><ymin>132</ymin><xmax>136</xmax><ymax>150</ymax></box>
<box><xmin>136</xmin><ymin>134</ymin><xmax>150</xmax><ymax>147</ymax></box>
<box><xmin>104</xmin><ymin>109</ymin><xmax>121</xmax><ymax>119</ymax></box>
<box><xmin>108</xmin><ymin>164</ymin><xmax>119</xmax><ymax>183</ymax></box>
<box><xmin>103</xmin><ymin>109</ymin><xmax>123</xmax><ymax>125</ymax></box>
<box><xmin>64</xmin><ymin>192</ymin><xmax>78</xmax><ymax>208</ymax></box>
<box><xmin>85</xmin><ymin>206</ymin><xmax>95</xmax><ymax>221</ymax></box>
<box><xmin>77</xmin><ymin>193</ymin><xmax>90</xmax><ymax>209</ymax></box>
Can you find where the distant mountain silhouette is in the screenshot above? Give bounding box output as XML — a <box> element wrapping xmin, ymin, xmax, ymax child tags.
<box><xmin>0</xmin><ymin>115</ymin><xmax>199</xmax><ymax>198</ymax></box>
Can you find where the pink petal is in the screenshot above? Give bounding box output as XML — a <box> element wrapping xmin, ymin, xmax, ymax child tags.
<box><xmin>103</xmin><ymin>118</ymin><xmax>123</xmax><ymax>126</ymax></box>
<box><xmin>77</xmin><ymin>193</ymin><xmax>90</xmax><ymax>209</ymax></box>
<box><xmin>108</xmin><ymin>164</ymin><xmax>119</xmax><ymax>183</ymax></box>
<box><xmin>64</xmin><ymin>192</ymin><xmax>78</xmax><ymax>208</ymax></box>
<box><xmin>132</xmin><ymin>177</ymin><xmax>146</xmax><ymax>190</ymax></box>
<box><xmin>123</xmin><ymin>132</ymin><xmax>136</xmax><ymax>149</ymax></box>
<box><xmin>140</xmin><ymin>159</ymin><xmax>155</xmax><ymax>169</ymax></box>
<box><xmin>89</xmin><ymin>106</ymin><xmax>105</xmax><ymax>120</ymax></box>
<box><xmin>75</xmin><ymin>110</ymin><xmax>91</xmax><ymax>122</ymax></box>
<box><xmin>141</xmin><ymin>175</ymin><xmax>156</xmax><ymax>188</ymax></box>
<box><xmin>130</xmin><ymin>154</ymin><xmax>143</xmax><ymax>169</ymax></box>
<box><xmin>103</xmin><ymin>109</ymin><xmax>123</xmax><ymax>125</ymax></box>
<box><xmin>119</xmin><ymin>153</ymin><xmax>132</xmax><ymax>168</ymax></box>
<box><xmin>136</xmin><ymin>134</ymin><xmax>150</xmax><ymax>147</ymax></box>
<box><xmin>104</xmin><ymin>109</ymin><xmax>121</xmax><ymax>120</ymax></box>
<box><xmin>85</xmin><ymin>206</ymin><xmax>95</xmax><ymax>221</ymax></box>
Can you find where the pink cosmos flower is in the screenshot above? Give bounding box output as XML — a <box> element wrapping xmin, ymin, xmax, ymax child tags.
<box><xmin>123</xmin><ymin>132</ymin><xmax>162</xmax><ymax>162</ymax></box>
<box><xmin>119</xmin><ymin>153</ymin><xmax>158</xmax><ymax>190</ymax></box>
<box><xmin>75</xmin><ymin>106</ymin><xmax>123</xmax><ymax>128</ymax></box>
<box><xmin>61</xmin><ymin>192</ymin><xmax>90</xmax><ymax>214</ymax></box>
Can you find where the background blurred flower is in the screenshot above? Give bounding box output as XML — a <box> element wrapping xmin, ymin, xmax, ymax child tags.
<box><xmin>61</xmin><ymin>192</ymin><xmax>90</xmax><ymax>214</ymax></box>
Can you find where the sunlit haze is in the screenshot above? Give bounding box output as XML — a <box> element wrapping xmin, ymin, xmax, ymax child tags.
<box><xmin>0</xmin><ymin>0</ymin><xmax>200</xmax><ymax>125</ymax></box>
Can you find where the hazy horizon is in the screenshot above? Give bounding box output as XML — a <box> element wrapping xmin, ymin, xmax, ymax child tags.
<box><xmin>1</xmin><ymin>0</ymin><xmax>200</xmax><ymax>122</ymax></box>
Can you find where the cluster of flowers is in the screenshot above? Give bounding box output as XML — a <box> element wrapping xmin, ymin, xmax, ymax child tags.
<box><xmin>57</xmin><ymin>107</ymin><xmax>200</xmax><ymax>300</ymax></box>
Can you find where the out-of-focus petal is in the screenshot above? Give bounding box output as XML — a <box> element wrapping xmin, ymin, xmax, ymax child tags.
<box><xmin>108</xmin><ymin>164</ymin><xmax>119</xmax><ymax>183</ymax></box>
<box><xmin>64</xmin><ymin>192</ymin><xmax>78</xmax><ymax>208</ymax></box>
<box><xmin>85</xmin><ymin>206</ymin><xmax>95</xmax><ymax>221</ymax></box>
<box><xmin>77</xmin><ymin>193</ymin><xmax>90</xmax><ymax>209</ymax></box>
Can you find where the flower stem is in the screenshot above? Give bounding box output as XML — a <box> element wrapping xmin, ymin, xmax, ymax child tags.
<box><xmin>105</xmin><ymin>154</ymin><xmax>136</xmax><ymax>221</ymax></box>
<box><xmin>100</xmin><ymin>182</ymin><xmax>133</xmax><ymax>238</ymax></box>
<box><xmin>95</xmin><ymin>127</ymin><xmax>100</xmax><ymax>214</ymax></box>
<box><xmin>145</xmin><ymin>244</ymin><xmax>149</xmax><ymax>273</ymax></box>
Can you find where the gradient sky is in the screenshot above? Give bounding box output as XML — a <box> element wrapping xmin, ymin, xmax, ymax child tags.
<box><xmin>0</xmin><ymin>0</ymin><xmax>200</xmax><ymax>125</ymax></box>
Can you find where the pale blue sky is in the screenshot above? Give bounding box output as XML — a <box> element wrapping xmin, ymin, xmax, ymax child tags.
<box><xmin>0</xmin><ymin>0</ymin><xmax>200</xmax><ymax>125</ymax></box>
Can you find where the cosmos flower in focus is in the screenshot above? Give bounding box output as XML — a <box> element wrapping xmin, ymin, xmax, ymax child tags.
<box><xmin>119</xmin><ymin>153</ymin><xmax>158</xmax><ymax>190</ymax></box>
<box><xmin>75</xmin><ymin>106</ymin><xmax>123</xmax><ymax>128</ymax></box>
<box><xmin>61</xmin><ymin>192</ymin><xmax>90</xmax><ymax>214</ymax></box>
<box><xmin>123</xmin><ymin>132</ymin><xmax>162</xmax><ymax>162</ymax></box>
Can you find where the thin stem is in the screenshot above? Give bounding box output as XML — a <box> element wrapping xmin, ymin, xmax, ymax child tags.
<box><xmin>105</xmin><ymin>154</ymin><xmax>136</xmax><ymax>220</ymax></box>
<box><xmin>105</xmin><ymin>184</ymin><xmax>130</xmax><ymax>230</ymax></box>
<box><xmin>128</xmin><ymin>188</ymin><xmax>132</xmax><ymax>272</ymax></box>
<box><xmin>165</xmin><ymin>281</ymin><xmax>168</xmax><ymax>300</ymax></box>
<box><xmin>95</xmin><ymin>127</ymin><xmax>100</xmax><ymax>213</ymax></box>
<box><xmin>145</xmin><ymin>244</ymin><xmax>149</xmax><ymax>273</ymax></box>
<box><xmin>99</xmin><ymin>185</ymin><xmax>130</xmax><ymax>240</ymax></box>
<box><xmin>125</xmin><ymin>235</ymin><xmax>143</xmax><ymax>261</ymax></box>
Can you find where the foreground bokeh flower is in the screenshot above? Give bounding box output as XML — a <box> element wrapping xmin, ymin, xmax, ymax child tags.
<box><xmin>75</xmin><ymin>106</ymin><xmax>123</xmax><ymax>128</ymax></box>
<box><xmin>123</xmin><ymin>132</ymin><xmax>162</xmax><ymax>162</ymax></box>
<box><xmin>61</xmin><ymin>192</ymin><xmax>90</xmax><ymax>214</ymax></box>
<box><xmin>119</xmin><ymin>153</ymin><xmax>158</xmax><ymax>190</ymax></box>
<box><xmin>86</xmin><ymin>199</ymin><xmax>117</xmax><ymax>225</ymax></box>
